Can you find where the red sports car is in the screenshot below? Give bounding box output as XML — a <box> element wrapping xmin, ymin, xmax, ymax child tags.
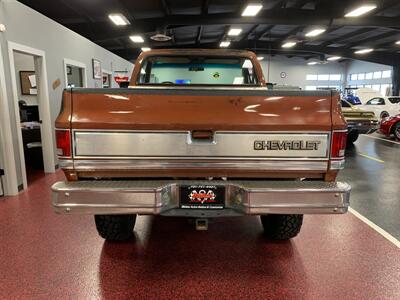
<box><xmin>380</xmin><ymin>114</ymin><xmax>400</xmax><ymax>141</ymax></box>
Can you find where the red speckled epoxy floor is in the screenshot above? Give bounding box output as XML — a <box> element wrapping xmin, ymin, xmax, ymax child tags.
<box><xmin>0</xmin><ymin>171</ymin><xmax>399</xmax><ymax>299</ymax></box>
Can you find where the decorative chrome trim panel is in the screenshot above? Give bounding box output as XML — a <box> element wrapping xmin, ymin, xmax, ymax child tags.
<box><xmin>72</xmin><ymin>159</ymin><xmax>328</xmax><ymax>171</ymax></box>
<box><xmin>52</xmin><ymin>180</ymin><xmax>350</xmax><ymax>215</ymax></box>
<box><xmin>72</xmin><ymin>130</ymin><xmax>330</xmax><ymax>160</ymax></box>
<box><xmin>330</xmin><ymin>159</ymin><xmax>345</xmax><ymax>170</ymax></box>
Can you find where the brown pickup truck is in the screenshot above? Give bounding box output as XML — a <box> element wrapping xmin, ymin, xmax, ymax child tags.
<box><xmin>52</xmin><ymin>49</ymin><xmax>350</xmax><ymax>241</ymax></box>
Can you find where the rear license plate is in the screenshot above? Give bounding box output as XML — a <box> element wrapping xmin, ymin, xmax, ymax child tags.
<box><xmin>180</xmin><ymin>185</ymin><xmax>225</xmax><ymax>209</ymax></box>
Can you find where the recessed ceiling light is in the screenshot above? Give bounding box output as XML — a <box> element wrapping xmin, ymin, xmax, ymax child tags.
<box><xmin>308</xmin><ymin>61</ymin><xmax>318</xmax><ymax>65</ymax></box>
<box><xmin>220</xmin><ymin>41</ymin><xmax>231</xmax><ymax>47</ymax></box>
<box><xmin>305</xmin><ymin>28</ymin><xmax>326</xmax><ymax>37</ymax></box>
<box><xmin>282</xmin><ymin>41</ymin><xmax>296</xmax><ymax>48</ymax></box>
<box><xmin>396</xmin><ymin>41</ymin><xmax>400</xmax><ymax>45</ymax></box>
<box><xmin>345</xmin><ymin>5</ymin><xmax>377</xmax><ymax>17</ymax></box>
<box><xmin>354</xmin><ymin>48</ymin><xmax>374</xmax><ymax>54</ymax></box>
<box><xmin>228</xmin><ymin>28</ymin><xmax>242</xmax><ymax>36</ymax></box>
<box><xmin>141</xmin><ymin>47</ymin><xmax>151</xmax><ymax>52</ymax></box>
<box><xmin>327</xmin><ymin>56</ymin><xmax>342</xmax><ymax>61</ymax></box>
<box><xmin>108</xmin><ymin>13</ymin><xmax>130</xmax><ymax>26</ymax></box>
<box><xmin>130</xmin><ymin>35</ymin><xmax>144</xmax><ymax>43</ymax></box>
<box><xmin>242</xmin><ymin>4</ymin><xmax>263</xmax><ymax>16</ymax></box>
<box><xmin>257</xmin><ymin>56</ymin><xmax>264</xmax><ymax>60</ymax></box>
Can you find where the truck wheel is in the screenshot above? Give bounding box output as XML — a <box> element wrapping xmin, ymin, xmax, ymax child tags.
<box><xmin>260</xmin><ymin>214</ymin><xmax>303</xmax><ymax>240</ymax></box>
<box><xmin>94</xmin><ymin>214</ymin><xmax>136</xmax><ymax>241</ymax></box>
<box><xmin>347</xmin><ymin>131</ymin><xmax>359</xmax><ymax>144</ymax></box>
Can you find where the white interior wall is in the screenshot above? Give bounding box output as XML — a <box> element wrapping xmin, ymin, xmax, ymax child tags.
<box><xmin>0</xmin><ymin>0</ymin><xmax>134</xmax><ymax>194</ymax></box>
<box><xmin>346</xmin><ymin>60</ymin><xmax>392</xmax><ymax>88</ymax></box>
<box><xmin>259</xmin><ymin>56</ymin><xmax>346</xmax><ymax>89</ymax></box>
<box><xmin>13</xmin><ymin>51</ymin><xmax>37</xmax><ymax>105</ymax></box>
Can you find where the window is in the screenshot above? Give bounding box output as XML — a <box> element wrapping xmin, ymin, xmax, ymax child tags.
<box><xmin>305</xmin><ymin>86</ymin><xmax>317</xmax><ymax>90</ymax></box>
<box><xmin>372</xmin><ymin>84</ymin><xmax>381</xmax><ymax>91</ymax></box>
<box><xmin>329</xmin><ymin>74</ymin><xmax>341</xmax><ymax>81</ymax></box>
<box><xmin>373</xmin><ymin>71</ymin><xmax>382</xmax><ymax>79</ymax></box>
<box><xmin>365</xmin><ymin>72</ymin><xmax>373</xmax><ymax>80</ymax></box>
<box><xmin>365</xmin><ymin>84</ymin><xmax>372</xmax><ymax>88</ymax></box>
<box><xmin>357</xmin><ymin>85</ymin><xmax>364</xmax><ymax>88</ymax></box>
<box><xmin>366</xmin><ymin>97</ymin><xmax>385</xmax><ymax>105</ymax></box>
<box><xmin>350</xmin><ymin>74</ymin><xmax>357</xmax><ymax>81</ymax></box>
<box><xmin>318</xmin><ymin>74</ymin><xmax>329</xmax><ymax>81</ymax></box>
<box><xmin>380</xmin><ymin>84</ymin><xmax>390</xmax><ymax>96</ymax></box>
<box><xmin>388</xmin><ymin>97</ymin><xmax>400</xmax><ymax>104</ymax></box>
<box><xmin>341</xmin><ymin>100</ymin><xmax>351</xmax><ymax>107</ymax></box>
<box><xmin>357</xmin><ymin>73</ymin><xmax>365</xmax><ymax>80</ymax></box>
<box><xmin>382</xmin><ymin>70</ymin><xmax>391</xmax><ymax>78</ymax></box>
<box><xmin>137</xmin><ymin>55</ymin><xmax>259</xmax><ymax>85</ymax></box>
<box><xmin>306</xmin><ymin>74</ymin><xmax>318</xmax><ymax>80</ymax></box>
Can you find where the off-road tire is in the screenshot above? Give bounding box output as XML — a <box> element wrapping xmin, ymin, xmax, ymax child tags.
<box><xmin>393</xmin><ymin>122</ymin><xmax>400</xmax><ymax>141</ymax></box>
<box><xmin>260</xmin><ymin>214</ymin><xmax>303</xmax><ymax>240</ymax></box>
<box><xmin>347</xmin><ymin>131</ymin><xmax>359</xmax><ymax>144</ymax></box>
<box><xmin>94</xmin><ymin>214</ymin><xmax>136</xmax><ymax>242</ymax></box>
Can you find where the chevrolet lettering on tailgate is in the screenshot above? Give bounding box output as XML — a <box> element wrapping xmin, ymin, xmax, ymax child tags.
<box><xmin>254</xmin><ymin>140</ymin><xmax>321</xmax><ymax>151</ymax></box>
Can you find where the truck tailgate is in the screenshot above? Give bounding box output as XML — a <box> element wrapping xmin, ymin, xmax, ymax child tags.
<box><xmin>68</xmin><ymin>87</ymin><xmax>335</xmax><ymax>131</ymax></box>
<box><xmin>56</xmin><ymin>87</ymin><xmax>344</xmax><ymax>180</ymax></box>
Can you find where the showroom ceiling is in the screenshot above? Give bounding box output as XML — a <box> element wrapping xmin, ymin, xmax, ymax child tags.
<box><xmin>18</xmin><ymin>0</ymin><xmax>400</xmax><ymax>64</ymax></box>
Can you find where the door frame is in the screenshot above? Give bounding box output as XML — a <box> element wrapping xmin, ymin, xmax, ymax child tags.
<box><xmin>8</xmin><ymin>41</ymin><xmax>55</xmax><ymax>190</ymax></box>
<box><xmin>63</xmin><ymin>58</ymin><xmax>87</xmax><ymax>88</ymax></box>
<box><xmin>102</xmin><ymin>69</ymin><xmax>112</xmax><ymax>88</ymax></box>
<box><xmin>0</xmin><ymin>42</ymin><xmax>19</xmax><ymax>194</ymax></box>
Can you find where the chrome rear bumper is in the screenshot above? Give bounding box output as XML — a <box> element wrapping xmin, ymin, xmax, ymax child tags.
<box><xmin>52</xmin><ymin>180</ymin><xmax>350</xmax><ymax>216</ymax></box>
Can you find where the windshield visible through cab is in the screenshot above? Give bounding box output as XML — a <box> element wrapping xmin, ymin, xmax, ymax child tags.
<box><xmin>137</xmin><ymin>56</ymin><xmax>259</xmax><ymax>86</ymax></box>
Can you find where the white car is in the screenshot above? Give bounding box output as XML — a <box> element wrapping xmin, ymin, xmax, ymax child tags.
<box><xmin>361</xmin><ymin>96</ymin><xmax>400</xmax><ymax>119</ymax></box>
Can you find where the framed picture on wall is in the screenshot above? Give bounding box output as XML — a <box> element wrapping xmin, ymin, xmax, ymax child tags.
<box><xmin>19</xmin><ymin>71</ymin><xmax>37</xmax><ymax>95</ymax></box>
<box><xmin>92</xmin><ymin>59</ymin><xmax>102</xmax><ymax>79</ymax></box>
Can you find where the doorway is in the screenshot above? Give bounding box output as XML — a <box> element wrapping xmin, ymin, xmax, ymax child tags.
<box><xmin>63</xmin><ymin>59</ymin><xmax>87</xmax><ymax>88</ymax></box>
<box><xmin>14</xmin><ymin>52</ymin><xmax>44</xmax><ymax>184</ymax></box>
<box><xmin>8</xmin><ymin>42</ymin><xmax>55</xmax><ymax>190</ymax></box>
<box><xmin>102</xmin><ymin>69</ymin><xmax>112</xmax><ymax>88</ymax></box>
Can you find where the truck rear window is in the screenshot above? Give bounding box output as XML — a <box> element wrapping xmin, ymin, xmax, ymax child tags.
<box><xmin>137</xmin><ymin>56</ymin><xmax>259</xmax><ymax>86</ymax></box>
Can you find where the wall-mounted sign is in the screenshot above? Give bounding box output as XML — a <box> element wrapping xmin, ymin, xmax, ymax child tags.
<box><xmin>114</xmin><ymin>76</ymin><xmax>129</xmax><ymax>84</ymax></box>
<box><xmin>92</xmin><ymin>59</ymin><xmax>102</xmax><ymax>79</ymax></box>
<box><xmin>19</xmin><ymin>71</ymin><xmax>37</xmax><ymax>95</ymax></box>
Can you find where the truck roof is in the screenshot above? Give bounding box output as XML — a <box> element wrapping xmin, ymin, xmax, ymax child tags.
<box><xmin>136</xmin><ymin>48</ymin><xmax>258</xmax><ymax>60</ymax></box>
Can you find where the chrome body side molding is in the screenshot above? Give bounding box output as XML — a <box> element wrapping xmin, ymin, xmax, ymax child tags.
<box><xmin>68</xmin><ymin>159</ymin><xmax>329</xmax><ymax>171</ymax></box>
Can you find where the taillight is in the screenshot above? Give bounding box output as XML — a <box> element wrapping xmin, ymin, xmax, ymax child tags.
<box><xmin>56</xmin><ymin>129</ymin><xmax>71</xmax><ymax>157</ymax></box>
<box><xmin>331</xmin><ymin>130</ymin><xmax>347</xmax><ymax>158</ymax></box>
